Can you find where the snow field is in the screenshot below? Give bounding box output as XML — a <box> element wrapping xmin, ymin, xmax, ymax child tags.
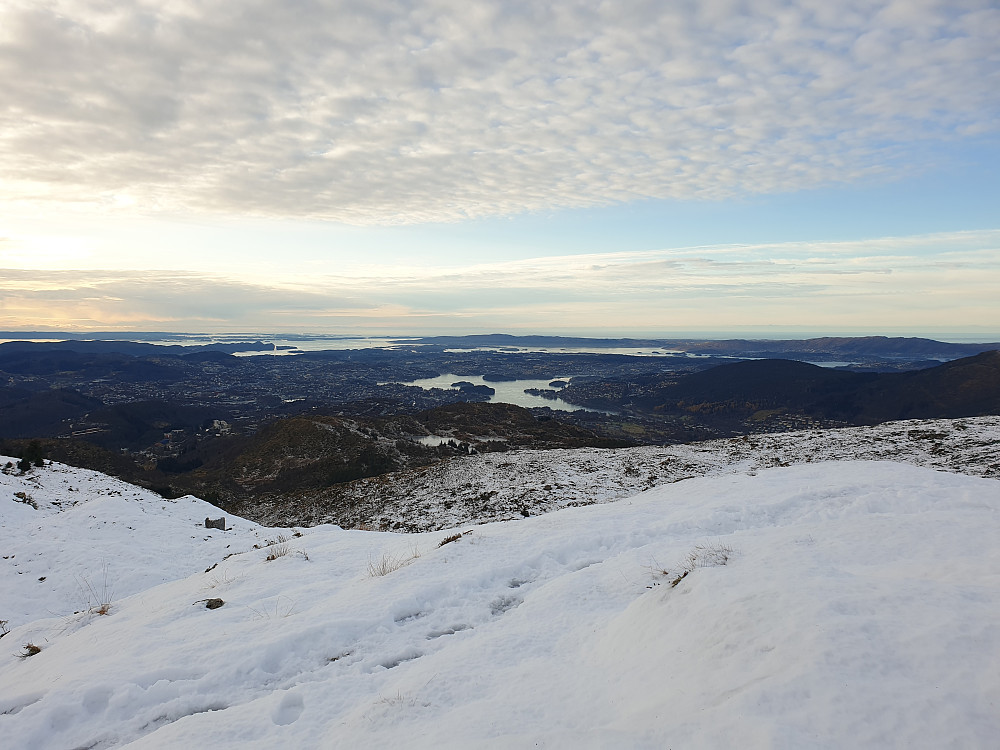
<box><xmin>0</xmin><ymin>457</ymin><xmax>268</xmax><ymax>628</ymax></box>
<box><xmin>1</xmin><ymin>457</ymin><xmax>999</xmax><ymax>748</ymax></box>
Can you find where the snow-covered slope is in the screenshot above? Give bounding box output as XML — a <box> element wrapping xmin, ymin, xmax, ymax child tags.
<box><xmin>2</xmin><ymin>455</ymin><xmax>999</xmax><ymax>748</ymax></box>
<box><xmin>0</xmin><ymin>461</ymin><xmax>274</xmax><ymax>628</ymax></box>
<box><xmin>276</xmin><ymin>415</ymin><xmax>1000</xmax><ymax>531</ymax></box>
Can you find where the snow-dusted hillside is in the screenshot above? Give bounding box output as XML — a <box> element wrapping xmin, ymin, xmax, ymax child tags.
<box><xmin>267</xmin><ymin>415</ymin><xmax>1000</xmax><ymax>531</ymax></box>
<box><xmin>0</xmin><ymin>460</ymin><xmax>272</xmax><ymax>629</ymax></box>
<box><xmin>2</xmin><ymin>449</ymin><xmax>999</xmax><ymax>748</ymax></box>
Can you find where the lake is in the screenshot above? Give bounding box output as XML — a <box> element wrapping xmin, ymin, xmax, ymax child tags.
<box><xmin>397</xmin><ymin>373</ymin><xmax>612</xmax><ymax>413</ymax></box>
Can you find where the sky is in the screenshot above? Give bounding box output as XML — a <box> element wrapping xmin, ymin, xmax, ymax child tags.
<box><xmin>1</xmin><ymin>0</ymin><xmax>998</xmax><ymax>338</ymax></box>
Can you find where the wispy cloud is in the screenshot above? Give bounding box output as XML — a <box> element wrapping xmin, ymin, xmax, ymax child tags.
<box><xmin>2</xmin><ymin>231</ymin><xmax>997</xmax><ymax>334</ymax></box>
<box><xmin>1</xmin><ymin>1</ymin><xmax>997</xmax><ymax>223</ymax></box>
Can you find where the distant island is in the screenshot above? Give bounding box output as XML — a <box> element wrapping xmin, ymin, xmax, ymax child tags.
<box><xmin>403</xmin><ymin>333</ymin><xmax>1000</xmax><ymax>361</ymax></box>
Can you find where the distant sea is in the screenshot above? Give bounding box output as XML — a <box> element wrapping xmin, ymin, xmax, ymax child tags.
<box><xmin>1</xmin><ymin>331</ymin><xmax>996</xmax><ymax>355</ymax></box>
<box><xmin>0</xmin><ymin>334</ymin><xmax>403</xmax><ymax>353</ymax></box>
<box><xmin>124</xmin><ymin>334</ymin><xmax>708</xmax><ymax>357</ymax></box>
<box><xmin>0</xmin><ymin>333</ymin><xmax>711</xmax><ymax>358</ymax></box>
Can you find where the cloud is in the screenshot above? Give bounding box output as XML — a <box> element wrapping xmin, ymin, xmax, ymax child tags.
<box><xmin>1</xmin><ymin>0</ymin><xmax>997</xmax><ymax>223</ymax></box>
<box><xmin>0</xmin><ymin>270</ymin><xmax>371</xmax><ymax>330</ymax></box>
<box><xmin>2</xmin><ymin>231</ymin><xmax>997</xmax><ymax>334</ymax></box>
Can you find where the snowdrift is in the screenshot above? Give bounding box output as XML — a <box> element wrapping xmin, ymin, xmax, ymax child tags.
<box><xmin>2</xmin><ymin>456</ymin><xmax>999</xmax><ymax>748</ymax></box>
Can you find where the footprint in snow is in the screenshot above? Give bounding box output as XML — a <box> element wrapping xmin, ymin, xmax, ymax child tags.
<box><xmin>271</xmin><ymin>691</ymin><xmax>305</xmax><ymax>726</ymax></box>
<box><xmin>379</xmin><ymin>648</ymin><xmax>423</xmax><ymax>670</ymax></box>
<box><xmin>81</xmin><ymin>686</ymin><xmax>113</xmax><ymax>714</ymax></box>
<box><xmin>490</xmin><ymin>594</ymin><xmax>521</xmax><ymax>615</ymax></box>
<box><xmin>393</xmin><ymin>610</ymin><xmax>424</xmax><ymax>624</ymax></box>
<box><xmin>426</xmin><ymin>624</ymin><xmax>471</xmax><ymax>640</ymax></box>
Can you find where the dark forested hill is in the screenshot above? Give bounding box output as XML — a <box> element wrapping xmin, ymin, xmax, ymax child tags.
<box><xmin>663</xmin><ymin>336</ymin><xmax>1000</xmax><ymax>360</ymax></box>
<box><xmin>655</xmin><ymin>359</ymin><xmax>872</xmax><ymax>409</ymax></box>
<box><xmin>812</xmin><ymin>350</ymin><xmax>1000</xmax><ymax>423</ymax></box>
<box><xmin>0</xmin><ymin>387</ymin><xmax>104</xmax><ymax>438</ymax></box>
<box><xmin>558</xmin><ymin>351</ymin><xmax>1000</xmax><ymax>431</ymax></box>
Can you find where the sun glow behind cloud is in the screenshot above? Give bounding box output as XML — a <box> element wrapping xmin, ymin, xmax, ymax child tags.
<box><xmin>2</xmin><ymin>231</ymin><xmax>997</xmax><ymax>335</ymax></box>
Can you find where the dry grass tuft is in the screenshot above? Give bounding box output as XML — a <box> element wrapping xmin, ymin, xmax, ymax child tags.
<box><xmin>367</xmin><ymin>547</ymin><xmax>420</xmax><ymax>577</ymax></box>
<box><xmin>77</xmin><ymin>561</ymin><xmax>115</xmax><ymax>616</ymax></box>
<box><xmin>265</xmin><ymin>544</ymin><xmax>291</xmax><ymax>561</ymax></box>
<box><xmin>652</xmin><ymin>542</ymin><xmax>736</xmax><ymax>588</ymax></box>
<box><xmin>204</xmin><ymin>569</ymin><xmax>242</xmax><ymax>590</ymax></box>
<box><xmin>248</xmin><ymin>596</ymin><xmax>297</xmax><ymax>620</ymax></box>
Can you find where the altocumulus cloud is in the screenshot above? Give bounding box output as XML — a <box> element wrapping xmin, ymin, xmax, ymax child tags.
<box><xmin>1</xmin><ymin>0</ymin><xmax>997</xmax><ymax>223</ymax></box>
